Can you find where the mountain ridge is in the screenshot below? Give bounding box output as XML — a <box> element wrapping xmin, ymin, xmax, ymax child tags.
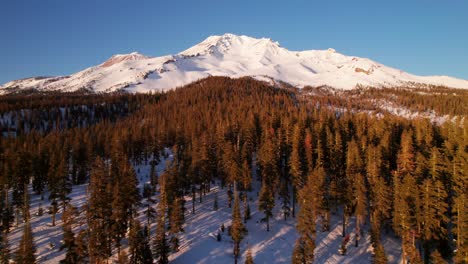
<box><xmin>2</xmin><ymin>33</ymin><xmax>468</xmax><ymax>94</ymax></box>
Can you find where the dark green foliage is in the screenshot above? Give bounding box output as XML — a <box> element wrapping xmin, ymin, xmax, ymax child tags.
<box><xmin>60</xmin><ymin>204</ymin><xmax>78</xmax><ymax>264</ymax></box>
<box><xmin>128</xmin><ymin>220</ymin><xmax>153</xmax><ymax>264</ymax></box>
<box><xmin>74</xmin><ymin>230</ymin><xmax>88</xmax><ymax>262</ymax></box>
<box><xmin>14</xmin><ymin>190</ymin><xmax>35</xmax><ymax>264</ymax></box>
<box><xmin>14</xmin><ymin>221</ymin><xmax>35</xmax><ymax>264</ymax></box>
<box><xmin>153</xmin><ymin>174</ymin><xmax>170</xmax><ymax>264</ymax></box>
<box><xmin>231</xmin><ymin>187</ymin><xmax>246</xmax><ymax>264</ymax></box>
<box><xmin>87</xmin><ymin>157</ymin><xmax>112</xmax><ymax>263</ymax></box>
<box><xmin>0</xmin><ymin>231</ymin><xmax>9</xmax><ymax>264</ymax></box>
<box><xmin>258</xmin><ymin>179</ymin><xmax>274</xmax><ymax>232</ymax></box>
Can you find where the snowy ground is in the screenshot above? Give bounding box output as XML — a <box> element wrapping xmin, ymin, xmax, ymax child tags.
<box><xmin>8</xmin><ymin>148</ymin><xmax>402</xmax><ymax>263</ymax></box>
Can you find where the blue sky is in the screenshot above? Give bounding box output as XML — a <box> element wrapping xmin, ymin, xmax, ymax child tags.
<box><xmin>1</xmin><ymin>0</ymin><xmax>467</xmax><ymax>84</ymax></box>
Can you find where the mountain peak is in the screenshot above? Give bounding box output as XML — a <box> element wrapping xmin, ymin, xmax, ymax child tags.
<box><xmin>101</xmin><ymin>52</ymin><xmax>148</xmax><ymax>68</ymax></box>
<box><xmin>180</xmin><ymin>33</ymin><xmax>281</xmax><ymax>56</ymax></box>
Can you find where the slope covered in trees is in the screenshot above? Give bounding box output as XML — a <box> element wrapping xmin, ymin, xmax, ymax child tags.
<box><xmin>0</xmin><ymin>76</ymin><xmax>466</xmax><ymax>263</ymax></box>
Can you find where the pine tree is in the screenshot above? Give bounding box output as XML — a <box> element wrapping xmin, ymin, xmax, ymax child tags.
<box><xmin>169</xmin><ymin>197</ymin><xmax>184</xmax><ymax>252</ymax></box>
<box><xmin>144</xmin><ymin>197</ymin><xmax>156</xmax><ymax>235</ymax></box>
<box><xmin>0</xmin><ymin>187</ymin><xmax>13</xmax><ymax>235</ymax></box>
<box><xmin>372</xmin><ymin>242</ymin><xmax>388</xmax><ymax>264</ymax></box>
<box><xmin>75</xmin><ymin>230</ymin><xmax>88</xmax><ymax>262</ymax></box>
<box><xmin>11</xmin><ymin>151</ymin><xmax>32</xmax><ymax>227</ymax></box>
<box><xmin>116</xmin><ymin>249</ymin><xmax>130</xmax><ymax>264</ymax></box>
<box><xmin>31</xmin><ymin>148</ymin><xmax>48</xmax><ymax>196</ymax></box>
<box><xmin>346</xmin><ymin>140</ymin><xmax>366</xmax><ymax>245</ymax></box>
<box><xmin>242</xmin><ymin>159</ymin><xmax>252</xmax><ymax>191</ymax></box>
<box><xmin>292</xmin><ymin>168</ymin><xmax>317</xmax><ymax>264</ymax></box>
<box><xmin>452</xmin><ymin>144</ymin><xmax>468</xmax><ymax>263</ymax></box>
<box><xmin>366</xmin><ymin>145</ymin><xmax>391</xmax><ymax>233</ymax></box>
<box><xmin>231</xmin><ymin>185</ymin><xmax>246</xmax><ymax>264</ymax></box>
<box><xmin>153</xmin><ymin>174</ymin><xmax>170</xmax><ymax>264</ymax></box>
<box><xmin>242</xmin><ymin>160</ymin><xmax>251</xmax><ymax>223</ymax></box>
<box><xmin>128</xmin><ymin>219</ymin><xmax>139</xmax><ymax>262</ymax></box>
<box><xmin>428</xmin><ymin>147</ymin><xmax>449</xmax><ymax>231</ymax></box>
<box><xmin>149</xmin><ymin>160</ymin><xmax>158</xmax><ymax>188</ymax></box>
<box><xmin>0</xmin><ymin>189</ymin><xmax>10</xmax><ymax>264</ymax></box>
<box><xmin>15</xmin><ymin>221</ymin><xmax>35</xmax><ymax>264</ymax></box>
<box><xmin>279</xmin><ymin>180</ymin><xmax>291</xmax><ymax>221</ymax></box>
<box><xmin>60</xmin><ymin>204</ymin><xmax>78</xmax><ymax>264</ymax></box>
<box><xmin>0</xmin><ymin>230</ymin><xmax>9</xmax><ymax>264</ymax></box>
<box><xmin>48</xmin><ymin>151</ymin><xmax>71</xmax><ymax>226</ymax></box>
<box><xmin>87</xmin><ymin>157</ymin><xmax>112</xmax><ymax>263</ymax></box>
<box><xmin>289</xmin><ymin>123</ymin><xmax>307</xmax><ymax>218</ymax></box>
<box><xmin>111</xmin><ymin>157</ymin><xmax>140</xmax><ymax>254</ymax></box>
<box><xmin>258</xmin><ymin>178</ymin><xmax>274</xmax><ymax>232</ymax></box>
<box><xmin>245</xmin><ymin>247</ymin><xmax>254</xmax><ymax>264</ymax></box>
<box><xmin>213</xmin><ymin>193</ymin><xmax>219</xmax><ymax>211</ymax></box>
<box><xmin>429</xmin><ymin>250</ymin><xmax>447</xmax><ymax>264</ymax></box>
<box><xmin>393</xmin><ymin>171</ymin><xmax>421</xmax><ymax>264</ymax></box>
<box><xmin>393</xmin><ymin>130</ymin><xmax>421</xmax><ymax>264</ymax></box>
<box><xmin>14</xmin><ymin>188</ymin><xmax>35</xmax><ymax>264</ymax></box>
<box><xmin>128</xmin><ymin>220</ymin><xmax>153</xmax><ymax>264</ymax></box>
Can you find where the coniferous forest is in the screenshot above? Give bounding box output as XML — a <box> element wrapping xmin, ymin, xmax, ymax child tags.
<box><xmin>0</xmin><ymin>76</ymin><xmax>466</xmax><ymax>263</ymax></box>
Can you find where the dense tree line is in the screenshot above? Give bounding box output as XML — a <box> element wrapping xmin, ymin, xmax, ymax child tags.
<box><xmin>0</xmin><ymin>76</ymin><xmax>466</xmax><ymax>263</ymax></box>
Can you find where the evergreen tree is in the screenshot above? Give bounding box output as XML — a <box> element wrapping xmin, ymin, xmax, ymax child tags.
<box><xmin>128</xmin><ymin>220</ymin><xmax>153</xmax><ymax>264</ymax></box>
<box><xmin>169</xmin><ymin>197</ymin><xmax>184</xmax><ymax>252</ymax></box>
<box><xmin>14</xmin><ymin>188</ymin><xmax>35</xmax><ymax>264</ymax></box>
<box><xmin>242</xmin><ymin>160</ymin><xmax>252</xmax><ymax>223</ymax></box>
<box><xmin>292</xmin><ymin>168</ymin><xmax>317</xmax><ymax>264</ymax></box>
<box><xmin>0</xmin><ymin>230</ymin><xmax>9</xmax><ymax>264</ymax></box>
<box><xmin>372</xmin><ymin>242</ymin><xmax>388</xmax><ymax>264</ymax></box>
<box><xmin>75</xmin><ymin>230</ymin><xmax>88</xmax><ymax>263</ymax></box>
<box><xmin>15</xmin><ymin>221</ymin><xmax>35</xmax><ymax>264</ymax></box>
<box><xmin>346</xmin><ymin>140</ymin><xmax>366</xmax><ymax>245</ymax></box>
<box><xmin>279</xmin><ymin>180</ymin><xmax>291</xmax><ymax>220</ymax></box>
<box><xmin>60</xmin><ymin>204</ymin><xmax>78</xmax><ymax>264</ymax></box>
<box><xmin>48</xmin><ymin>152</ymin><xmax>71</xmax><ymax>226</ymax></box>
<box><xmin>31</xmin><ymin>148</ymin><xmax>48</xmax><ymax>196</ymax></box>
<box><xmin>149</xmin><ymin>160</ymin><xmax>158</xmax><ymax>188</ymax></box>
<box><xmin>366</xmin><ymin>145</ymin><xmax>391</xmax><ymax>233</ymax></box>
<box><xmin>0</xmin><ymin>190</ymin><xmax>10</xmax><ymax>264</ymax></box>
<box><xmin>245</xmin><ymin>247</ymin><xmax>254</xmax><ymax>264</ymax></box>
<box><xmin>452</xmin><ymin>144</ymin><xmax>467</xmax><ymax>264</ymax></box>
<box><xmin>429</xmin><ymin>250</ymin><xmax>447</xmax><ymax>264</ymax></box>
<box><xmin>393</xmin><ymin>130</ymin><xmax>421</xmax><ymax>264</ymax></box>
<box><xmin>393</xmin><ymin>171</ymin><xmax>421</xmax><ymax>264</ymax></box>
<box><xmin>213</xmin><ymin>193</ymin><xmax>219</xmax><ymax>211</ymax></box>
<box><xmin>116</xmin><ymin>249</ymin><xmax>130</xmax><ymax>264</ymax></box>
<box><xmin>153</xmin><ymin>174</ymin><xmax>170</xmax><ymax>264</ymax></box>
<box><xmin>144</xmin><ymin>197</ymin><xmax>157</xmax><ymax>235</ymax></box>
<box><xmin>231</xmin><ymin>185</ymin><xmax>246</xmax><ymax>264</ymax></box>
<box><xmin>111</xmin><ymin>157</ymin><xmax>140</xmax><ymax>254</ymax></box>
<box><xmin>289</xmin><ymin>123</ymin><xmax>307</xmax><ymax>218</ymax></box>
<box><xmin>258</xmin><ymin>178</ymin><xmax>274</xmax><ymax>232</ymax></box>
<box><xmin>11</xmin><ymin>151</ymin><xmax>32</xmax><ymax>227</ymax></box>
<box><xmin>87</xmin><ymin>157</ymin><xmax>112</xmax><ymax>263</ymax></box>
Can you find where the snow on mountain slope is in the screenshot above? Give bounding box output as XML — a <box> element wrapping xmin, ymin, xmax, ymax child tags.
<box><xmin>2</xmin><ymin>33</ymin><xmax>468</xmax><ymax>94</ymax></box>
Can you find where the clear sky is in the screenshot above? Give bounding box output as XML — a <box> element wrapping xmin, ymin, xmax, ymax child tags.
<box><xmin>1</xmin><ymin>0</ymin><xmax>467</xmax><ymax>84</ymax></box>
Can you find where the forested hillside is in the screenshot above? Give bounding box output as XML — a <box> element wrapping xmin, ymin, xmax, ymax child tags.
<box><xmin>0</xmin><ymin>77</ymin><xmax>466</xmax><ymax>263</ymax></box>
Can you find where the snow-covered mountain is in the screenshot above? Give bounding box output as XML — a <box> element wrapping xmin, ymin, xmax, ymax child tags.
<box><xmin>2</xmin><ymin>33</ymin><xmax>468</xmax><ymax>94</ymax></box>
